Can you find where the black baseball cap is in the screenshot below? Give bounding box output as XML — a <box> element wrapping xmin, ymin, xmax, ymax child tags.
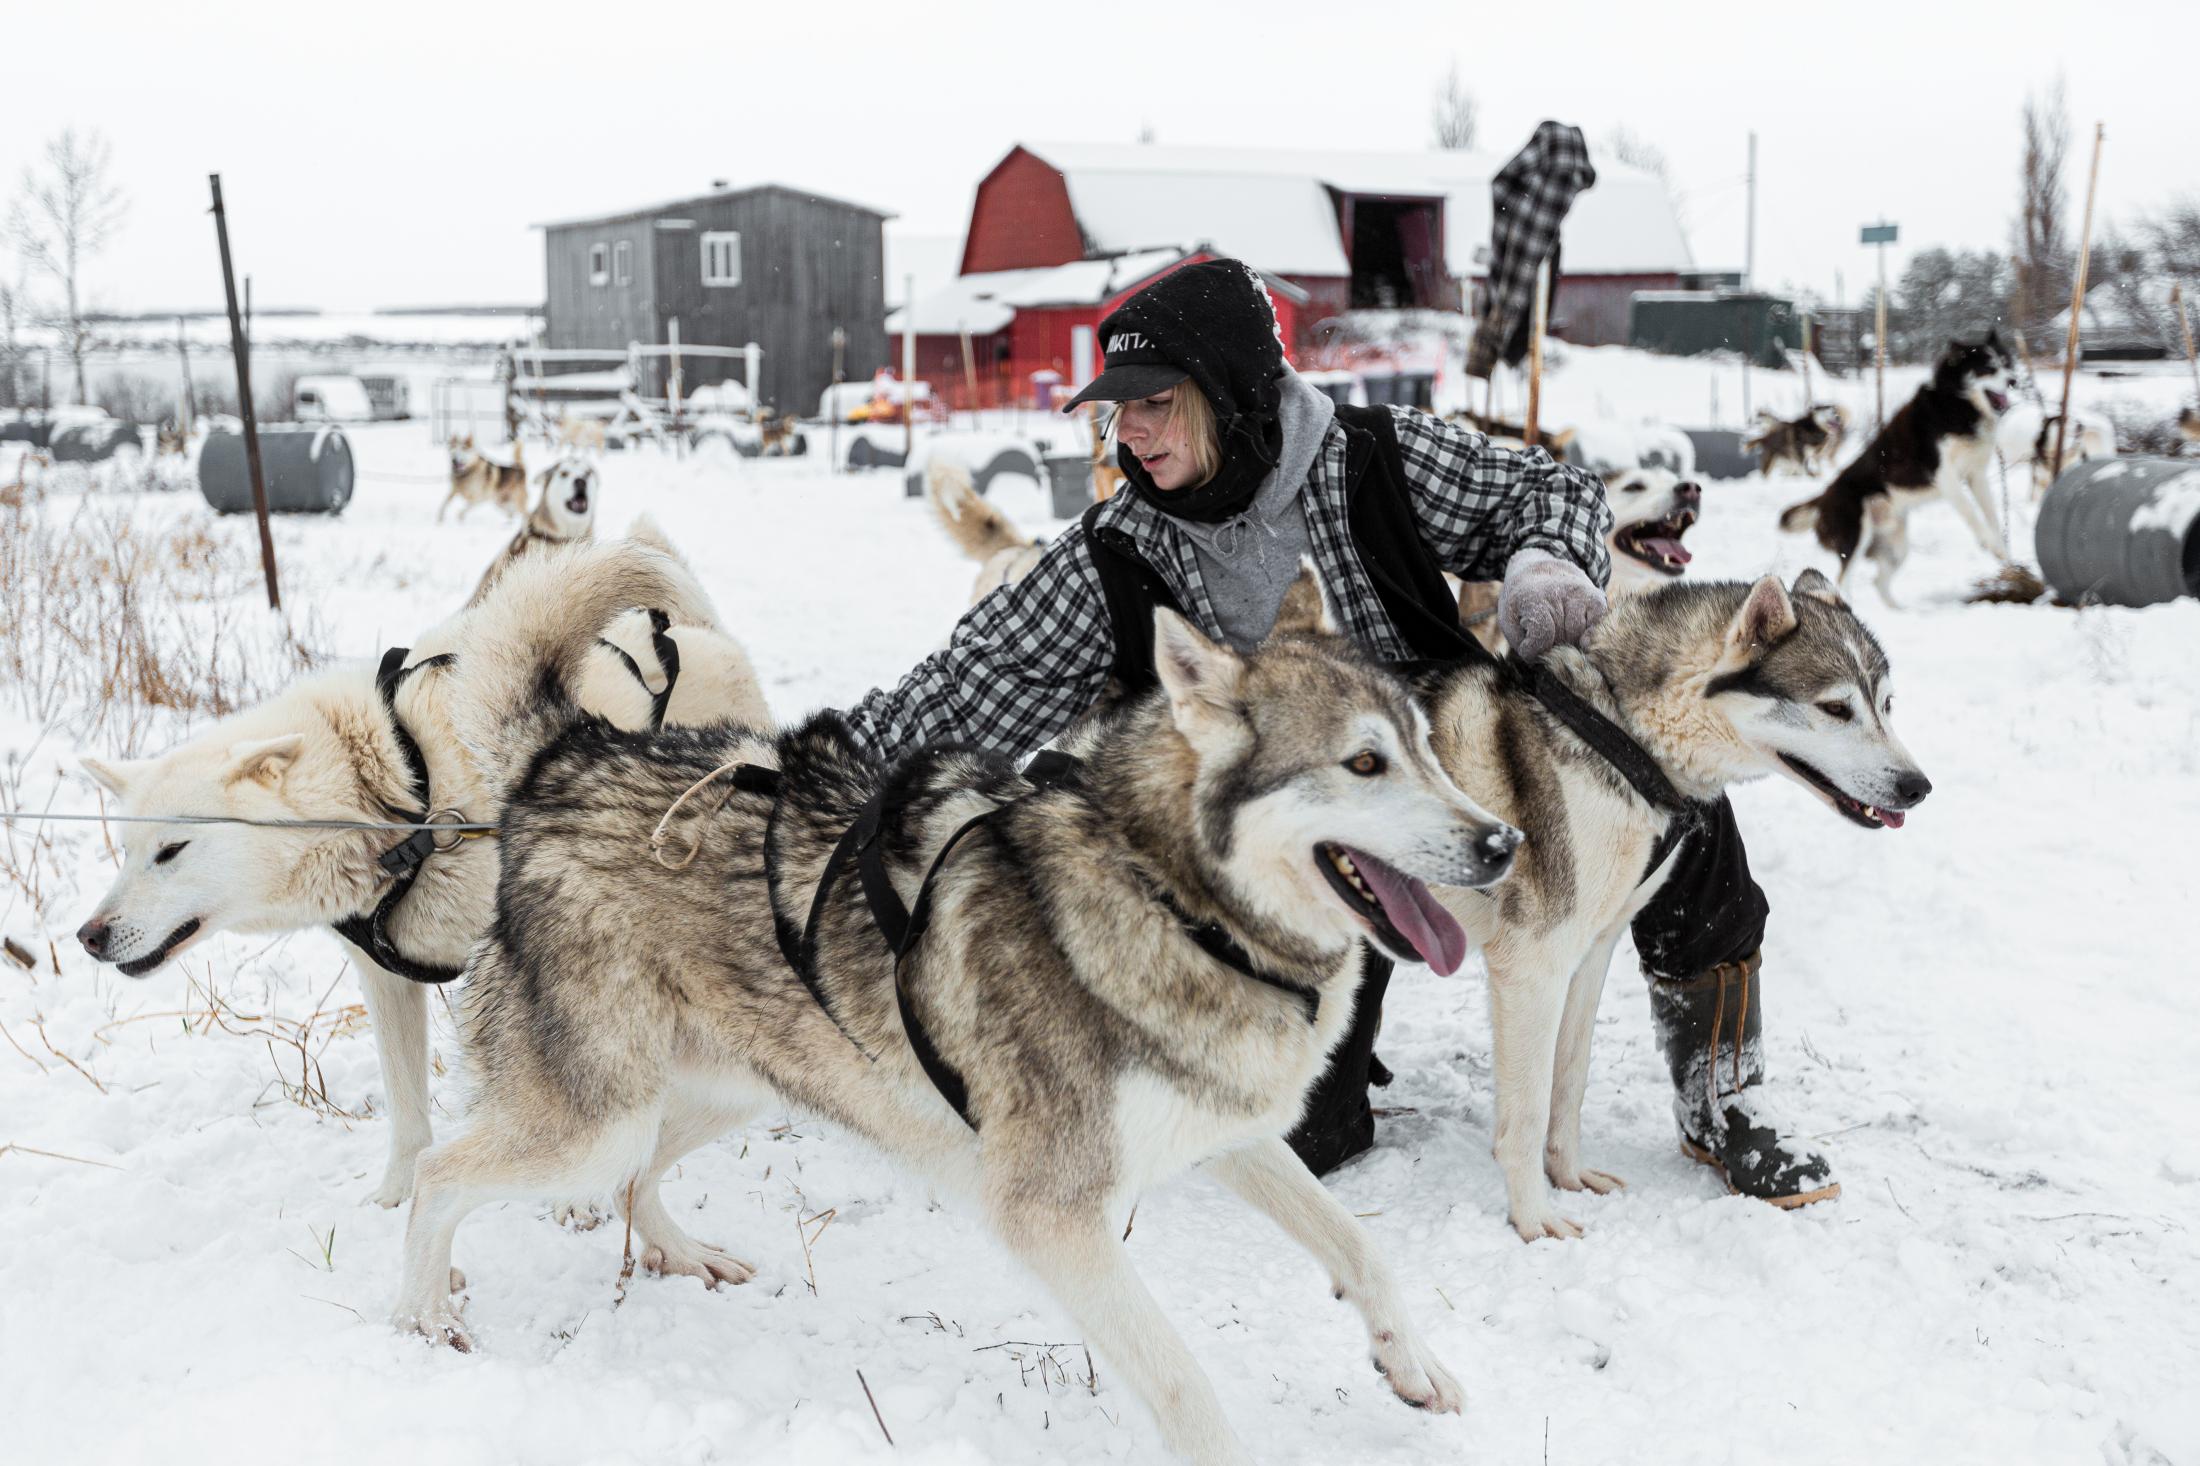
<box><xmin>1062</xmin><ymin>326</ymin><xmax>1189</xmax><ymax>410</ymax></box>
<box><xmin>1060</xmin><ymin>258</ymin><xmax>1284</xmax><ymax>417</ymax></box>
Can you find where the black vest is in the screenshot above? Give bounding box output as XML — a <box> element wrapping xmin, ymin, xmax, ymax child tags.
<box><xmin>1082</xmin><ymin>404</ymin><xmax>1489</xmax><ymax>689</ymax></box>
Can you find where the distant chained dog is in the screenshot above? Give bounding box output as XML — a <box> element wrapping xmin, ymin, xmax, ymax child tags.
<box><xmin>72</xmin><ymin>538</ymin><xmax>769</xmax><ymax>1208</ymax></box>
<box><xmin>467</xmin><ymin>456</ymin><xmax>598</xmax><ymax>607</ymax></box>
<box><xmin>1744</xmin><ymin>403</ymin><xmax>1845</xmax><ymax>476</ymax></box>
<box><xmin>391</xmin><ymin>568</ymin><xmax>1519</xmax><ymax>1465</ymax></box>
<box><xmin>439</xmin><ymin>436</ymin><xmax>528</xmax><ymax>522</ymax></box>
<box><xmin>1417</xmin><ymin>570</ymin><xmax>1931</xmax><ymax>1239</ymax></box>
<box><xmin>1780</xmin><ymin>334</ymin><xmax>2024</xmax><ymax>604</ymax></box>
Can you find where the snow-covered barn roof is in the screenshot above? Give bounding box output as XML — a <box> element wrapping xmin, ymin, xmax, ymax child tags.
<box><xmin>1020</xmin><ymin>141</ymin><xmax>1693</xmax><ymax>279</ymax></box>
<box><xmin>887</xmin><ymin>249</ymin><xmax>1307</xmax><ymax>336</ymax></box>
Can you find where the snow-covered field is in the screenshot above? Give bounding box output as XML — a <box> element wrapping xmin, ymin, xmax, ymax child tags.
<box><xmin>3</xmin><ymin>406</ymin><xmax>2197</xmax><ymax>1466</ymax></box>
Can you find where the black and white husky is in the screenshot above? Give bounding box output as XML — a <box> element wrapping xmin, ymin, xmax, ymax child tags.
<box><xmin>1780</xmin><ymin>333</ymin><xmax>2023</xmax><ymax>604</ymax></box>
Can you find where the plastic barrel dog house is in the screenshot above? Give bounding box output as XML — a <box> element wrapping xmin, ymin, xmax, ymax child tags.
<box><xmin>198</xmin><ymin>426</ymin><xmax>355</xmax><ymax>516</ymax></box>
<box><xmin>2035</xmin><ymin>457</ymin><xmax>2200</xmax><ymax>608</ymax></box>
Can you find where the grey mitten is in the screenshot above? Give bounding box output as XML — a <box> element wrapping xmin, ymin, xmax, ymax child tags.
<box><xmin>1497</xmin><ymin>549</ymin><xmax>1608</xmax><ymax>660</ymax></box>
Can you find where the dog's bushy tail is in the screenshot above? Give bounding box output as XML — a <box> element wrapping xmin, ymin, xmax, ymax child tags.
<box><xmin>443</xmin><ymin>539</ymin><xmax>720</xmax><ymax>797</ymax></box>
<box><xmin>1777</xmin><ymin>494</ymin><xmax>1821</xmax><ymax>533</ymax></box>
<box><xmin>925</xmin><ymin>459</ymin><xmax>1032</xmax><ymax>562</ymax></box>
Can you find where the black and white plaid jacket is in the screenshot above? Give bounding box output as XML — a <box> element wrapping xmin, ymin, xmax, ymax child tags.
<box><xmin>844</xmin><ymin>404</ymin><xmax>1611</xmax><ymax>765</ymax></box>
<box><xmin>1465</xmin><ymin>122</ymin><xmax>1598</xmax><ymax>380</ymax></box>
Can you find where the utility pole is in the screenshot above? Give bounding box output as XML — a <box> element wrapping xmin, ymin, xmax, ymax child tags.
<box><xmin>1742</xmin><ymin>131</ymin><xmax>1757</xmax><ymax>421</ymax></box>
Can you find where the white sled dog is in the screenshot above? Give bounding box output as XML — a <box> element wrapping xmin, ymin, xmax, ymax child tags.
<box><xmin>1457</xmin><ymin>466</ymin><xmax>1703</xmax><ymax>652</ymax></box>
<box><xmin>925</xmin><ymin>457</ymin><xmax>1045</xmax><ymax>604</ymax></box>
<box><xmin>393</xmin><ymin>568</ymin><xmax>1520</xmax><ymax>1465</ymax></box>
<box><xmin>468</xmin><ymin>455</ymin><xmax>599</xmax><ymax>606</ymax></box>
<box><xmin>1421</xmin><ymin>569</ymin><xmax>1931</xmax><ymax>1239</ymax></box>
<box><xmin>73</xmin><ymin>536</ymin><xmax>771</xmax><ymax>1208</ymax></box>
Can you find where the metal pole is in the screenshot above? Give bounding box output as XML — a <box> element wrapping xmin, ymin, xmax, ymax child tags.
<box><xmin>1874</xmin><ymin>242</ymin><xmax>1888</xmax><ymax>430</ymax></box>
<box><xmin>2052</xmin><ymin>123</ymin><xmax>2106</xmax><ymax>484</ymax></box>
<box><xmin>1523</xmin><ymin>257</ymin><xmax>1550</xmax><ymax>448</ymax></box>
<box><xmin>209</xmin><ymin>174</ymin><xmax>280</xmax><ymax>612</ymax></box>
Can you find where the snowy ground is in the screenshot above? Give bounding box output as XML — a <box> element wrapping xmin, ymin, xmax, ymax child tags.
<box><xmin>3</xmin><ymin>408</ymin><xmax>2197</xmax><ymax>1466</ymax></box>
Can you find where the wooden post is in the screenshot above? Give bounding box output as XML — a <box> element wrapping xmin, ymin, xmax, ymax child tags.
<box><xmin>208</xmin><ymin>174</ymin><xmax>280</xmax><ymax>612</ymax></box>
<box><xmin>2173</xmin><ymin>282</ymin><xmax>2199</xmax><ymax>405</ymax></box>
<box><xmin>1523</xmin><ymin>257</ymin><xmax>1550</xmax><ymax>448</ymax></box>
<box><xmin>902</xmin><ymin>274</ymin><xmax>915</xmax><ymax>461</ymax></box>
<box><xmin>2051</xmin><ymin>123</ymin><xmax>2106</xmax><ymax>484</ymax></box>
<box><xmin>1799</xmin><ymin>312</ymin><xmax>1814</xmax><ymax>406</ymax></box>
<box><xmin>829</xmin><ymin>325</ymin><xmax>845</xmax><ymax>475</ymax></box>
<box><xmin>958</xmin><ymin>324</ymin><xmax>978</xmax><ymax>415</ymax></box>
<box><xmin>667</xmin><ymin>316</ymin><xmax>683</xmax><ymax>449</ymax></box>
<box><xmin>175</xmin><ymin>316</ymin><xmax>195</xmax><ymax>429</ymax></box>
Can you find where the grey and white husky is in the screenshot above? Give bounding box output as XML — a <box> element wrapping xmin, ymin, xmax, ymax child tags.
<box><xmin>72</xmin><ymin>537</ymin><xmax>769</xmax><ymax>1208</ymax></box>
<box><xmin>1420</xmin><ymin>568</ymin><xmax>1931</xmax><ymax>1239</ymax></box>
<box><xmin>392</xmin><ymin>568</ymin><xmax>1518</xmax><ymax>1465</ymax></box>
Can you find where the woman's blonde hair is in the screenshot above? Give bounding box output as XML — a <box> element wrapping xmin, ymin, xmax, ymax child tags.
<box><xmin>1107</xmin><ymin>385</ymin><xmax>1222</xmax><ymax>487</ymax></box>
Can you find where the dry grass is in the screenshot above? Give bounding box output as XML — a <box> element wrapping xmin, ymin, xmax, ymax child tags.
<box><xmin>0</xmin><ymin>474</ymin><xmax>329</xmax><ymax>754</ymax></box>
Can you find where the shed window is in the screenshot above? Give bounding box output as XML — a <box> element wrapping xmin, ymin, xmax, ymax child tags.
<box><xmin>612</xmin><ymin>240</ymin><xmax>632</xmax><ymax>286</ymax></box>
<box><xmin>702</xmin><ymin>231</ymin><xmax>741</xmax><ymax>288</ymax></box>
<box><xmin>588</xmin><ymin>243</ymin><xmax>608</xmax><ymax>287</ymax></box>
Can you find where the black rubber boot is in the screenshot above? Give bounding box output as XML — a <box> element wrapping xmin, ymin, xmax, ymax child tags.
<box><xmin>1286</xmin><ymin>950</ymin><xmax>1392</xmax><ymax>1177</ymax></box>
<box><xmin>1648</xmin><ymin>951</ymin><xmax>1840</xmax><ymax>1208</ymax></box>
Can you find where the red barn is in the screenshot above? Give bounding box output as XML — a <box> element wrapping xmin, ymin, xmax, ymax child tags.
<box><xmin>887</xmin><ymin>248</ymin><xmax>1308</xmax><ymax>412</ymax></box>
<box><xmin>891</xmin><ymin>140</ymin><xmax>1693</xmax><ymax>406</ymax></box>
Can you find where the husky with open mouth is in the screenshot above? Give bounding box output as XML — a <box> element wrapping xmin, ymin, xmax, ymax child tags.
<box><xmin>1458</xmin><ymin>466</ymin><xmax>1702</xmax><ymax>653</ymax></box>
<box><xmin>390</xmin><ymin>567</ymin><xmax>1516</xmax><ymax>1464</ymax></box>
<box><xmin>1779</xmin><ymin>333</ymin><xmax>2024</xmax><ymax>606</ymax></box>
<box><xmin>468</xmin><ymin>455</ymin><xmax>600</xmax><ymax>606</ymax></box>
<box><xmin>1421</xmin><ymin>567</ymin><xmax>1931</xmax><ymax>1240</ymax></box>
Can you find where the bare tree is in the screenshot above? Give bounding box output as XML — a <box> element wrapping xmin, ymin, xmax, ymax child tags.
<box><xmin>1602</xmin><ymin>125</ymin><xmax>1688</xmax><ymax>229</ymax></box>
<box><xmin>2010</xmin><ymin>77</ymin><xmax>2071</xmax><ymax>337</ymax></box>
<box><xmin>9</xmin><ymin>129</ymin><xmax>127</xmax><ymax>407</ymax></box>
<box><xmin>0</xmin><ymin>247</ymin><xmax>27</xmax><ymax>411</ymax></box>
<box><xmin>1429</xmin><ymin>61</ymin><xmax>1477</xmax><ymax>151</ymax></box>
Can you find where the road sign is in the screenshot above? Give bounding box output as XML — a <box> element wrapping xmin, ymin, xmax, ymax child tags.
<box><xmin>1860</xmin><ymin>223</ymin><xmax>1899</xmax><ymax>245</ymax></box>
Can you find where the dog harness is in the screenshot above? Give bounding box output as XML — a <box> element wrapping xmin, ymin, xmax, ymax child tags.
<box><xmin>753</xmin><ymin>750</ymin><xmax>1321</xmax><ymax>1130</ymax></box>
<box><xmin>593</xmin><ymin>609</ymin><xmax>683</xmax><ymax>732</ymax></box>
<box><xmin>331</xmin><ymin>647</ymin><xmax>470</xmax><ymax>984</ymax></box>
<box><xmin>1523</xmin><ymin>660</ymin><xmax>1705</xmax><ymax>885</ymax></box>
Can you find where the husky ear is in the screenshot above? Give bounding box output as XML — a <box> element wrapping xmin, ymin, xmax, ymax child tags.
<box><xmin>1791</xmin><ymin>567</ymin><xmax>1845</xmax><ymax>607</ymax></box>
<box><xmin>1726</xmin><ymin>574</ymin><xmax>1798</xmax><ymax>651</ymax></box>
<box><xmin>1269</xmin><ymin>560</ymin><xmax>1339</xmax><ymax>640</ymax></box>
<box><xmin>79</xmin><ymin>754</ymin><xmax>142</xmax><ymax>797</ymax></box>
<box><xmin>223</xmin><ymin>734</ymin><xmax>306</xmax><ymax>787</ymax></box>
<box><xmin>1153</xmin><ymin>608</ymin><xmax>1244</xmax><ymax>723</ymax></box>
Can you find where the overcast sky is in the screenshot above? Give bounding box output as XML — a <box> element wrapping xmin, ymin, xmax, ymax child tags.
<box><xmin>5</xmin><ymin>0</ymin><xmax>2193</xmax><ymax>315</ymax></box>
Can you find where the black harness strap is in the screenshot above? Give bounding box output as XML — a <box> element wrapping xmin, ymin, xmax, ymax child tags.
<box><xmin>594</xmin><ymin>608</ymin><xmax>682</xmax><ymax>731</ymax></box>
<box><xmin>331</xmin><ymin>647</ymin><xmax>464</xmax><ymax>984</ymax></box>
<box><xmin>1525</xmin><ymin>660</ymin><xmax>1705</xmax><ymax>883</ymax></box>
<box><xmin>791</xmin><ymin>749</ymin><xmax>1322</xmax><ymax>1129</ymax></box>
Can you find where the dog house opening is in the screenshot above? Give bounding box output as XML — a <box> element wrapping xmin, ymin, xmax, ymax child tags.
<box><xmin>1345</xmin><ymin>196</ymin><xmax>1446</xmax><ymax>310</ymax></box>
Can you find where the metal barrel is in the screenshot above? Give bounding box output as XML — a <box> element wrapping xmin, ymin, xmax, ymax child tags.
<box><xmin>197</xmin><ymin>426</ymin><xmax>354</xmax><ymax>515</ymax></box>
<box><xmin>2034</xmin><ymin>456</ymin><xmax>2200</xmax><ymax>608</ymax></box>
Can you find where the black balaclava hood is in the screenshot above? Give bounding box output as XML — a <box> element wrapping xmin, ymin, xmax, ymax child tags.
<box><xmin>1084</xmin><ymin>259</ymin><xmax>1288</xmax><ymax>524</ymax></box>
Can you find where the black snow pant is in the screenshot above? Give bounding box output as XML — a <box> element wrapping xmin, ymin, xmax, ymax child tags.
<box><xmin>1285</xmin><ymin>796</ymin><xmax>1768</xmax><ymax>1178</ymax></box>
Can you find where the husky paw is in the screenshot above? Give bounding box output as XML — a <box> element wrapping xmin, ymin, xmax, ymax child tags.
<box><xmin>551</xmin><ymin>1199</ymin><xmax>607</xmax><ymax>1231</ymax></box>
<box><xmin>1370</xmin><ymin>1330</ymin><xmax>1464</xmax><ymax>1415</ymax></box>
<box><xmin>367</xmin><ymin>1176</ymin><xmax>413</xmax><ymax>1209</ymax></box>
<box><xmin>395</xmin><ymin>1299</ymin><xmax>474</xmax><ymax>1354</ymax></box>
<box><xmin>1510</xmin><ymin>1207</ymin><xmax>1585</xmax><ymax>1243</ymax></box>
<box><xmin>643</xmin><ymin>1241</ymin><xmax>756</xmax><ymax>1290</ymax></box>
<box><xmin>1547</xmin><ymin>1160</ymin><xmax>1626</xmax><ymax>1195</ymax></box>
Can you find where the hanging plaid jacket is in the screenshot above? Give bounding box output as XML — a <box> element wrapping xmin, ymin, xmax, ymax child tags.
<box><xmin>842</xmin><ymin>403</ymin><xmax>1610</xmax><ymax>766</ymax></box>
<box><xmin>1465</xmin><ymin>121</ymin><xmax>1598</xmax><ymax>380</ymax></box>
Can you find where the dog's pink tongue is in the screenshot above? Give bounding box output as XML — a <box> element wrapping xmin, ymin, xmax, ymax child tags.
<box><xmin>1879</xmin><ymin>807</ymin><xmax>1906</xmax><ymax>829</ymax></box>
<box><xmin>1643</xmin><ymin>536</ymin><xmax>1692</xmax><ymax>564</ymax></box>
<box><xmin>1346</xmin><ymin>848</ymin><xmax>1469</xmax><ymax>976</ymax></box>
